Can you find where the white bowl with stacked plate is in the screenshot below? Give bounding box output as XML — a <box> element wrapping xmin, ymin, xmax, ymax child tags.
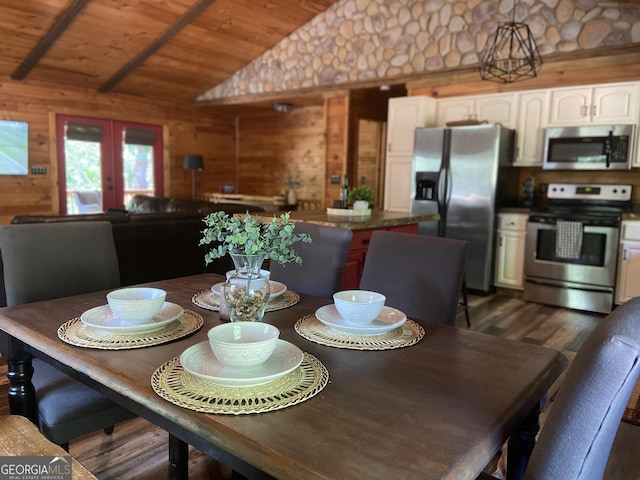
<box><xmin>333</xmin><ymin>290</ymin><xmax>386</xmax><ymax>325</ymax></box>
<box><xmin>207</xmin><ymin>322</ymin><xmax>280</xmax><ymax>371</ymax></box>
<box><xmin>106</xmin><ymin>287</ymin><xmax>167</xmax><ymax>324</ymax></box>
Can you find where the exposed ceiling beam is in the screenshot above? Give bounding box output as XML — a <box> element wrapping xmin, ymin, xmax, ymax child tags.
<box><xmin>11</xmin><ymin>0</ymin><xmax>92</xmax><ymax>80</ymax></box>
<box><xmin>99</xmin><ymin>0</ymin><xmax>215</xmax><ymax>93</ymax></box>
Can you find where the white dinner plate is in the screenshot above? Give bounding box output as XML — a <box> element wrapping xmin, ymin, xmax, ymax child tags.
<box><xmin>180</xmin><ymin>339</ymin><xmax>304</xmax><ymax>388</ymax></box>
<box><xmin>80</xmin><ymin>302</ymin><xmax>184</xmax><ymax>334</ymax></box>
<box><xmin>315</xmin><ymin>304</ymin><xmax>407</xmax><ymax>336</ymax></box>
<box><xmin>211</xmin><ymin>281</ymin><xmax>287</xmax><ymax>300</ymax></box>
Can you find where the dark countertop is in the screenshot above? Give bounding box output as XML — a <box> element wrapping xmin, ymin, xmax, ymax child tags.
<box><xmin>499</xmin><ymin>207</ymin><xmax>532</xmax><ymax>214</ymax></box>
<box><xmin>258</xmin><ymin>210</ymin><xmax>439</xmax><ymax>230</ymax></box>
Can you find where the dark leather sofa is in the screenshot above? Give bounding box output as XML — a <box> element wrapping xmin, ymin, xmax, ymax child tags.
<box><xmin>0</xmin><ymin>195</ymin><xmax>264</xmax><ymax>307</ymax></box>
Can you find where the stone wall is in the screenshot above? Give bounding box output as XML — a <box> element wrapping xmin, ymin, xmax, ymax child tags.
<box><xmin>198</xmin><ymin>0</ymin><xmax>640</xmax><ymax>101</ymax></box>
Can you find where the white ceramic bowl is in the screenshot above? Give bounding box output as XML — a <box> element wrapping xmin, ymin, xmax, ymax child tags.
<box><xmin>207</xmin><ymin>322</ymin><xmax>280</xmax><ymax>371</ymax></box>
<box><xmin>226</xmin><ymin>269</ymin><xmax>271</xmax><ymax>281</ymax></box>
<box><xmin>106</xmin><ymin>287</ymin><xmax>166</xmax><ymax>324</ymax></box>
<box><xmin>333</xmin><ymin>290</ymin><xmax>386</xmax><ymax>325</ymax></box>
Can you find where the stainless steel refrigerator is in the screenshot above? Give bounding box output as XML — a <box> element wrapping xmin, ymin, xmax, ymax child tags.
<box><xmin>411</xmin><ymin>124</ymin><xmax>519</xmax><ymax>294</ymax></box>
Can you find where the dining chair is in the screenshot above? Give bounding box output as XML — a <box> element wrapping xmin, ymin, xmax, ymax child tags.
<box><xmin>269</xmin><ymin>222</ymin><xmax>353</xmax><ymax>299</ymax></box>
<box><xmin>359</xmin><ymin>231</ymin><xmax>468</xmax><ymax>326</ymax></box>
<box><xmin>0</xmin><ymin>221</ymin><xmax>136</xmax><ymax>450</ymax></box>
<box><xmin>479</xmin><ymin>296</ymin><xmax>640</xmax><ymax>480</ymax></box>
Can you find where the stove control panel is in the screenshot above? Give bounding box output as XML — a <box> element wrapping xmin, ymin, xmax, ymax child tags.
<box><xmin>547</xmin><ymin>183</ymin><xmax>632</xmax><ymax>202</ymax></box>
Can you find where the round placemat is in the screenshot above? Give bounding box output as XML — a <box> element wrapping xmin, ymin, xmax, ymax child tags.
<box><xmin>294</xmin><ymin>314</ymin><xmax>424</xmax><ymax>350</ymax></box>
<box><xmin>192</xmin><ymin>289</ymin><xmax>300</xmax><ymax>312</ymax></box>
<box><xmin>58</xmin><ymin>310</ymin><xmax>204</xmax><ymax>350</ymax></box>
<box><xmin>151</xmin><ymin>352</ymin><xmax>328</xmax><ymax>415</ymax></box>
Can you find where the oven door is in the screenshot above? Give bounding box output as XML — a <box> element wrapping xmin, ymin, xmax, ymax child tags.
<box><xmin>524</xmin><ymin>219</ymin><xmax>619</xmax><ymax>288</ymax></box>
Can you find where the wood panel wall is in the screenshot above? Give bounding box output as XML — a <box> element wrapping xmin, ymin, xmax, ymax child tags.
<box><xmin>0</xmin><ymin>77</ymin><xmax>235</xmax><ymax>224</ymax></box>
<box><xmin>324</xmin><ymin>96</ymin><xmax>349</xmax><ymax>208</ymax></box>
<box><xmin>4</xmin><ymin>49</ymin><xmax>640</xmax><ymax>225</ymax></box>
<box><xmin>216</xmin><ymin>105</ymin><xmax>326</xmax><ymax>205</ymax></box>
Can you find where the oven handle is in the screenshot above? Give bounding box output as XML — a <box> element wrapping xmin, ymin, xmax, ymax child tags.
<box><xmin>527</xmin><ymin>218</ymin><xmax>620</xmax><ymax>230</ymax></box>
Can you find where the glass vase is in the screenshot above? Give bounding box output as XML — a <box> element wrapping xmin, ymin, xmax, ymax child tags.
<box><xmin>224</xmin><ymin>253</ymin><xmax>271</xmax><ymax>322</ymax></box>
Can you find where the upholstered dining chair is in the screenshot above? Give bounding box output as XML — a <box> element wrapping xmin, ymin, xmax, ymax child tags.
<box><xmin>0</xmin><ymin>221</ymin><xmax>136</xmax><ymax>450</ymax></box>
<box><xmin>359</xmin><ymin>231</ymin><xmax>469</xmax><ymax>326</ymax></box>
<box><xmin>269</xmin><ymin>222</ymin><xmax>353</xmax><ymax>299</ymax></box>
<box><xmin>479</xmin><ymin>296</ymin><xmax>640</xmax><ymax>480</ymax></box>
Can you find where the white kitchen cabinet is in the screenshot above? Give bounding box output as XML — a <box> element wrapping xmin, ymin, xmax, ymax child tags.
<box><xmin>384</xmin><ymin>96</ymin><xmax>436</xmax><ymax>212</ymax></box>
<box><xmin>615</xmin><ymin>220</ymin><xmax>640</xmax><ymax>304</ymax></box>
<box><xmin>514</xmin><ymin>90</ymin><xmax>549</xmax><ymax>167</ymax></box>
<box><xmin>386</xmin><ymin>96</ymin><xmax>436</xmax><ymax>156</ymax></box>
<box><xmin>548</xmin><ymin>82</ymin><xmax>639</xmax><ymax>126</ymax></box>
<box><xmin>383</xmin><ymin>158</ymin><xmax>413</xmax><ymax>212</ymax></box>
<box><xmin>436</xmin><ymin>93</ymin><xmax>518</xmax><ymax>129</ymax></box>
<box><xmin>494</xmin><ymin>213</ymin><xmax>528</xmax><ymax>289</ymax></box>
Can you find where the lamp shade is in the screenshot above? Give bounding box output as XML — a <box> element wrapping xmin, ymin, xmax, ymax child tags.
<box><xmin>183</xmin><ymin>154</ymin><xmax>204</xmax><ymax>170</ymax></box>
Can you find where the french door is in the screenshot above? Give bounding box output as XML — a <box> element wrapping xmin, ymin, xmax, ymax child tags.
<box><xmin>56</xmin><ymin>115</ymin><xmax>163</xmax><ymax>214</ymax></box>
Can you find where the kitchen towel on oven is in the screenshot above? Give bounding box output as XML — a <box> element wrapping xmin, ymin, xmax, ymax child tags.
<box><xmin>555</xmin><ymin>220</ymin><xmax>583</xmax><ymax>259</ymax></box>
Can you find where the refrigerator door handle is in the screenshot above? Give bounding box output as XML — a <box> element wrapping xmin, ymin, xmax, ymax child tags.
<box><xmin>445</xmin><ymin>166</ymin><xmax>452</xmax><ymax>208</ymax></box>
<box><xmin>438</xmin><ymin>167</ymin><xmax>447</xmax><ymax>210</ymax></box>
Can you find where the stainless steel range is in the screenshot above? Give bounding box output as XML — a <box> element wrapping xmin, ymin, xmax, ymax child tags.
<box><xmin>523</xmin><ymin>183</ymin><xmax>632</xmax><ymax>314</ymax></box>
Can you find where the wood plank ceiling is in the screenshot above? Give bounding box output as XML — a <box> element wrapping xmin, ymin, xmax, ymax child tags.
<box><xmin>0</xmin><ymin>0</ymin><xmax>339</xmax><ymax>105</ymax></box>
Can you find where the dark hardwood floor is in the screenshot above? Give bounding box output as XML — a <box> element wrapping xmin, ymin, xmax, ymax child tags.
<box><xmin>2</xmin><ymin>291</ymin><xmax>639</xmax><ymax>479</ymax></box>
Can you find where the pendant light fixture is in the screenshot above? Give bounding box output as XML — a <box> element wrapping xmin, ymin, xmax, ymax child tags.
<box><xmin>479</xmin><ymin>0</ymin><xmax>542</xmax><ymax>83</ymax></box>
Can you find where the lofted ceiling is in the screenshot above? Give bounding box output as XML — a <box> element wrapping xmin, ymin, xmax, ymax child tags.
<box><xmin>2</xmin><ymin>0</ymin><xmax>639</xmax><ymax>112</ymax></box>
<box><xmin>0</xmin><ymin>0</ymin><xmax>339</xmax><ymax>105</ymax></box>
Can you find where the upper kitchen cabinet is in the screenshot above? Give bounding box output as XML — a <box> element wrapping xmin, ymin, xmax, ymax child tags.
<box><xmin>384</xmin><ymin>96</ymin><xmax>436</xmax><ymax>212</ymax></box>
<box><xmin>386</xmin><ymin>96</ymin><xmax>437</xmax><ymax>156</ymax></box>
<box><xmin>436</xmin><ymin>93</ymin><xmax>518</xmax><ymax>129</ymax></box>
<box><xmin>514</xmin><ymin>90</ymin><xmax>549</xmax><ymax>167</ymax></box>
<box><xmin>548</xmin><ymin>82</ymin><xmax>640</xmax><ymax>126</ymax></box>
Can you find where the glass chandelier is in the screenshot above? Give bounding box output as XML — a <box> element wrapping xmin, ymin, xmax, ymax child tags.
<box><xmin>479</xmin><ymin>1</ymin><xmax>543</xmax><ymax>83</ymax></box>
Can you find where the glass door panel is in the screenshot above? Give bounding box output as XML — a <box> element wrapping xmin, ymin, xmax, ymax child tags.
<box><xmin>56</xmin><ymin>115</ymin><xmax>163</xmax><ymax>214</ymax></box>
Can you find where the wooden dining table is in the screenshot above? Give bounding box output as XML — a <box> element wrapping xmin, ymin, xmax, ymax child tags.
<box><xmin>0</xmin><ymin>273</ymin><xmax>567</xmax><ymax>480</ymax></box>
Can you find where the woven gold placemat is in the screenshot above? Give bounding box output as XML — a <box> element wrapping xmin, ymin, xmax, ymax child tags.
<box><xmin>151</xmin><ymin>352</ymin><xmax>328</xmax><ymax>415</ymax></box>
<box><xmin>58</xmin><ymin>310</ymin><xmax>204</xmax><ymax>350</ymax></box>
<box><xmin>192</xmin><ymin>289</ymin><xmax>300</xmax><ymax>312</ymax></box>
<box><xmin>295</xmin><ymin>314</ymin><xmax>424</xmax><ymax>350</ymax></box>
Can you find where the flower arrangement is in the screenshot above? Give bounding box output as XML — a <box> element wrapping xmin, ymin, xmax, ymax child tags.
<box><xmin>347</xmin><ymin>185</ymin><xmax>375</xmax><ymax>205</ymax></box>
<box><xmin>200</xmin><ymin>211</ymin><xmax>312</xmax><ymax>266</ymax></box>
<box><xmin>276</xmin><ymin>168</ymin><xmax>303</xmax><ymax>191</ymax></box>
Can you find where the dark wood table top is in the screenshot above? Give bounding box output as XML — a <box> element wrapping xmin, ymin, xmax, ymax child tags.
<box><xmin>0</xmin><ymin>274</ymin><xmax>567</xmax><ymax>480</ymax></box>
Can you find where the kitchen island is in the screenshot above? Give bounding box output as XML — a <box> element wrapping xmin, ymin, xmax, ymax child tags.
<box><xmin>259</xmin><ymin>209</ymin><xmax>439</xmax><ymax>230</ymax></box>
<box><xmin>259</xmin><ymin>209</ymin><xmax>439</xmax><ymax>289</ymax></box>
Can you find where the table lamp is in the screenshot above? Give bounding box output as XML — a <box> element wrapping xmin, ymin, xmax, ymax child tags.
<box><xmin>183</xmin><ymin>154</ymin><xmax>204</xmax><ymax>199</ymax></box>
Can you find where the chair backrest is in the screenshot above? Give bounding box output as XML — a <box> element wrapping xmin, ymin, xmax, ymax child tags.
<box><xmin>524</xmin><ymin>297</ymin><xmax>640</xmax><ymax>480</ymax></box>
<box><xmin>0</xmin><ymin>221</ymin><xmax>121</xmax><ymax>306</ymax></box>
<box><xmin>359</xmin><ymin>231</ymin><xmax>468</xmax><ymax>326</ymax></box>
<box><xmin>72</xmin><ymin>190</ymin><xmax>102</xmax><ymax>213</ymax></box>
<box><xmin>269</xmin><ymin>222</ymin><xmax>353</xmax><ymax>299</ymax></box>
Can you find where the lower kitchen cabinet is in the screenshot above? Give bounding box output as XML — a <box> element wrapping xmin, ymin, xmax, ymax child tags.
<box><xmin>494</xmin><ymin>213</ymin><xmax>528</xmax><ymax>289</ymax></box>
<box><xmin>342</xmin><ymin>224</ymin><xmax>419</xmax><ymax>290</ymax></box>
<box><xmin>615</xmin><ymin>220</ymin><xmax>640</xmax><ymax>304</ymax></box>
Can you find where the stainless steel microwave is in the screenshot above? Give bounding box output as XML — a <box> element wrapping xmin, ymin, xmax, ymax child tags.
<box><xmin>543</xmin><ymin>124</ymin><xmax>636</xmax><ymax>170</ymax></box>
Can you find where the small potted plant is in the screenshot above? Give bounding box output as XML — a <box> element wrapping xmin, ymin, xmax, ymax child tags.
<box><xmin>200</xmin><ymin>211</ymin><xmax>311</xmax><ymax>322</ymax></box>
<box><xmin>276</xmin><ymin>169</ymin><xmax>303</xmax><ymax>205</ymax></box>
<box><xmin>347</xmin><ymin>185</ymin><xmax>375</xmax><ymax>210</ymax></box>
